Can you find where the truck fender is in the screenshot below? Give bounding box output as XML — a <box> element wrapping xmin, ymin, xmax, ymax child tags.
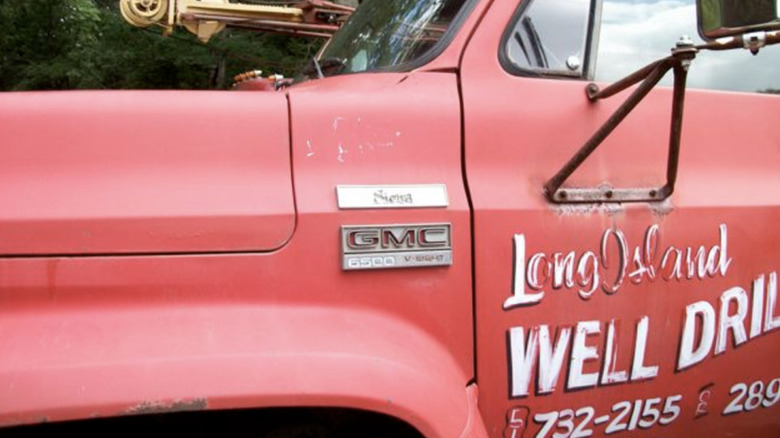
<box><xmin>0</xmin><ymin>304</ymin><xmax>485</xmax><ymax>438</ymax></box>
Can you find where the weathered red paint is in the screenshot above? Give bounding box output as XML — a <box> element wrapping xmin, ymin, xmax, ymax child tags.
<box><xmin>0</xmin><ymin>73</ymin><xmax>478</xmax><ymax>437</ymax></box>
<box><xmin>462</xmin><ymin>1</ymin><xmax>780</xmax><ymax>437</ymax></box>
<box><xmin>0</xmin><ymin>91</ymin><xmax>295</xmax><ymax>255</ymax></box>
<box><xmin>0</xmin><ymin>1</ymin><xmax>778</xmax><ymax>437</ymax></box>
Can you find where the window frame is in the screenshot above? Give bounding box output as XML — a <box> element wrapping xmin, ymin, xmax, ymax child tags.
<box><xmin>499</xmin><ymin>0</ymin><xmax>603</xmax><ymax>80</ymax></box>
<box><xmin>312</xmin><ymin>0</ymin><xmax>482</xmax><ymax>78</ymax></box>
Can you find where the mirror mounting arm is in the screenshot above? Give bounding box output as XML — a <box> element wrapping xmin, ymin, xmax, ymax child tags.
<box><xmin>696</xmin><ymin>31</ymin><xmax>780</xmax><ymax>54</ymax></box>
<box><xmin>544</xmin><ymin>38</ymin><xmax>698</xmax><ymax>204</ymax></box>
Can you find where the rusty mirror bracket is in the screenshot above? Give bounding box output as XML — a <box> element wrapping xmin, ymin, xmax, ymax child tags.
<box><xmin>544</xmin><ymin>37</ymin><xmax>698</xmax><ymax>204</ymax></box>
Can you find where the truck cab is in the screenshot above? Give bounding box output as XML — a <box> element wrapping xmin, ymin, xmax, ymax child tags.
<box><xmin>1</xmin><ymin>0</ymin><xmax>778</xmax><ymax>437</ymax></box>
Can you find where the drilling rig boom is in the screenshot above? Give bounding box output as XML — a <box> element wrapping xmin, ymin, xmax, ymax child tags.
<box><xmin>119</xmin><ymin>0</ymin><xmax>353</xmax><ymax>42</ymax></box>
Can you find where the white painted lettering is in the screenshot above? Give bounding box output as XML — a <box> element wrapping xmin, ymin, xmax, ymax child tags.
<box><xmin>508</xmin><ymin>316</ymin><xmax>661</xmax><ymax>395</ymax></box>
<box><xmin>527</xmin><ymin>253</ymin><xmax>549</xmax><ymax>291</ymax></box>
<box><xmin>678</xmin><ymin>302</ymin><xmax>716</xmax><ymax>370</ymax></box>
<box><xmin>508</xmin><ymin>326</ymin><xmax>539</xmax><ymax>397</ymax></box>
<box><xmin>715</xmin><ymin>224</ymin><xmax>732</xmax><ymax>277</ymax></box>
<box><xmin>576</xmin><ymin>251</ymin><xmax>600</xmax><ymax>300</ymax></box>
<box><xmin>552</xmin><ymin>252</ymin><xmax>576</xmax><ymax>290</ymax></box>
<box><xmin>600</xmin><ymin>229</ymin><xmax>628</xmax><ymax>294</ymax></box>
<box><xmin>715</xmin><ymin>287</ymin><xmax>749</xmax><ymax>355</ymax></box>
<box><xmin>631</xmin><ymin>316</ymin><xmax>659</xmax><ymax>380</ymax></box>
<box><xmin>506</xmin><ymin>224</ymin><xmax>732</xmax><ymax>307</ymax></box>
<box><xmin>601</xmin><ymin>319</ymin><xmax>629</xmax><ymax>385</ymax></box>
<box><xmin>504</xmin><ymin>235</ymin><xmax>544</xmax><ymax>309</ymax></box>
<box><xmin>568</xmin><ymin>321</ymin><xmax>601</xmax><ymax>390</ymax></box>
<box><xmin>764</xmin><ymin>272</ymin><xmax>780</xmax><ymax>332</ymax></box>
<box><xmin>537</xmin><ymin>326</ymin><xmax>572</xmax><ymax>394</ymax></box>
<box><xmin>751</xmin><ymin>275</ymin><xmax>765</xmax><ymax>339</ymax></box>
<box><xmin>629</xmin><ymin>224</ymin><xmax>659</xmax><ymax>284</ymax></box>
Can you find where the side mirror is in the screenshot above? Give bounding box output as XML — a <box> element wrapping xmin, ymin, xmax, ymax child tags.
<box><xmin>698</xmin><ymin>0</ymin><xmax>780</xmax><ymax>40</ymax></box>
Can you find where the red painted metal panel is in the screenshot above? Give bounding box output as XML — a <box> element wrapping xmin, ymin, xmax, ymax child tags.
<box><xmin>0</xmin><ymin>72</ymin><xmax>479</xmax><ymax>437</ymax></box>
<box><xmin>0</xmin><ymin>91</ymin><xmax>294</xmax><ymax>255</ymax></box>
<box><xmin>0</xmin><ymin>279</ymin><xmax>470</xmax><ymax>437</ymax></box>
<box><xmin>461</xmin><ymin>1</ymin><xmax>780</xmax><ymax>437</ymax></box>
<box><xmin>286</xmin><ymin>71</ymin><xmax>474</xmax><ymax>382</ymax></box>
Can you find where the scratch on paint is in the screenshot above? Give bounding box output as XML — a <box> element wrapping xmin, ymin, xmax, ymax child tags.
<box><xmin>123</xmin><ymin>398</ymin><xmax>208</xmax><ymax>416</ymax></box>
<box><xmin>337</xmin><ymin>142</ymin><xmax>348</xmax><ymax>163</ymax></box>
<box><xmin>550</xmin><ymin>203</ymin><xmax>625</xmax><ymax>217</ymax></box>
<box><xmin>306</xmin><ymin>140</ymin><xmax>316</xmax><ymax>157</ymax></box>
<box><xmin>328</xmin><ymin>117</ymin><xmax>401</xmax><ymax>161</ymax></box>
<box><xmin>333</xmin><ymin>117</ymin><xmax>345</xmax><ymax>131</ymax></box>
<box><xmin>649</xmin><ymin>199</ymin><xmax>674</xmax><ymax>217</ymax></box>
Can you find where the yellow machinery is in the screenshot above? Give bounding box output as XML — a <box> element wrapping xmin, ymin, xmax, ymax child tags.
<box><xmin>119</xmin><ymin>0</ymin><xmax>354</xmax><ymax>42</ymax></box>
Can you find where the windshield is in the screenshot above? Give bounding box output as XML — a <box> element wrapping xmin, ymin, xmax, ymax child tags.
<box><xmin>303</xmin><ymin>0</ymin><xmax>469</xmax><ymax>79</ymax></box>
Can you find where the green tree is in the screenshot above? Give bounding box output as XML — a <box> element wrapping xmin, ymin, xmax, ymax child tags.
<box><xmin>0</xmin><ymin>0</ymin><xmax>102</xmax><ymax>90</ymax></box>
<box><xmin>0</xmin><ymin>0</ymin><xmax>327</xmax><ymax>90</ymax></box>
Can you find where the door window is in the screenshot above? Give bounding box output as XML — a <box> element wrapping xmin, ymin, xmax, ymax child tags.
<box><xmin>502</xmin><ymin>0</ymin><xmax>598</xmax><ymax>78</ymax></box>
<box><xmin>502</xmin><ymin>0</ymin><xmax>780</xmax><ymax>93</ymax></box>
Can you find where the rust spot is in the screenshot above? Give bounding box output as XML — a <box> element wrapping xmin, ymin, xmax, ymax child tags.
<box><xmin>648</xmin><ymin>198</ymin><xmax>674</xmax><ymax>217</ymax></box>
<box><xmin>549</xmin><ymin>202</ymin><xmax>625</xmax><ymax>217</ymax></box>
<box><xmin>0</xmin><ymin>416</ymin><xmax>49</xmax><ymax>428</ymax></box>
<box><xmin>123</xmin><ymin>398</ymin><xmax>208</xmax><ymax>416</ymax></box>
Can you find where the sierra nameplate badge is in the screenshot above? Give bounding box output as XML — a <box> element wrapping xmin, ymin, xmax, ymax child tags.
<box><xmin>341</xmin><ymin>224</ymin><xmax>452</xmax><ymax>270</ymax></box>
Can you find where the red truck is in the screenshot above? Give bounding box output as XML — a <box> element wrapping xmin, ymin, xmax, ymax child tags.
<box><xmin>1</xmin><ymin>0</ymin><xmax>779</xmax><ymax>437</ymax></box>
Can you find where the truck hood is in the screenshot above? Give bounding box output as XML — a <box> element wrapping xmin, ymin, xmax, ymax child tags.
<box><xmin>0</xmin><ymin>91</ymin><xmax>295</xmax><ymax>256</ymax></box>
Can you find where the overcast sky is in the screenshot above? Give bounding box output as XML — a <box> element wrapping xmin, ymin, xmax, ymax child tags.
<box><xmin>595</xmin><ymin>0</ymin><xmax>780</xmax><ymax>92</ymax></box>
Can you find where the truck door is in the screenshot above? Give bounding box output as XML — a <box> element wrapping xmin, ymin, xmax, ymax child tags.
<box><xmin>461</xmin><ymin>0</ymin><xmax>780</xmax><ymax>437</ymax></box>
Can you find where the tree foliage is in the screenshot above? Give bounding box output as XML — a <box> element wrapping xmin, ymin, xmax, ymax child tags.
<box><xmin>0</xmin><ymin>0</ymin><xmax>325</xmax><ymax>90</ymax></box>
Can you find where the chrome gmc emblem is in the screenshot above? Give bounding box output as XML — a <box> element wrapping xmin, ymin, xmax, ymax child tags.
<box><xmin>341</xmin><ymin>224</ymin><xmax>452</xmax><ymax>270</ymax></box>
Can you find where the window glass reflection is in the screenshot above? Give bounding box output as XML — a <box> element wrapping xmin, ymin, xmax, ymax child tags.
<box><xmin>505</xmin><ymin>0</ymin><xmax>592</xmax><ymax>76</ymax></box>
<box><xmin>315</xmin><ymin>0</ymin><xmax>467</xmax><ymax>77</ymax></box>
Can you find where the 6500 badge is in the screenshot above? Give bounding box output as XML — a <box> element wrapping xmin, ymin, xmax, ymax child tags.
<box><xmin>341</xmin><ymin>224</ymin><xmax>452</xmax><ymax>270</ymax></box>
